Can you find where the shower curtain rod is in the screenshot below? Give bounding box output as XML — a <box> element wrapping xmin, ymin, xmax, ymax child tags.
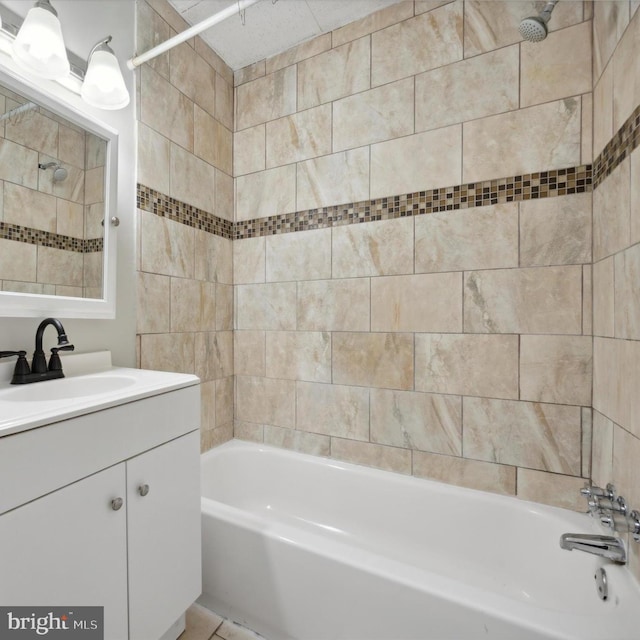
<box><xmin>127</xmin><ymin>0</ymin><xmax>261</xmax><ymax>70</ymax></box>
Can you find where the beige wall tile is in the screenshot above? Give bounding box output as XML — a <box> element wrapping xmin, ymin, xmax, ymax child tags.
<box><xmin>594</xmin><ymin>0</ymin><xmax>630</xmax><ymax>80</ymax></box>
<box><xmin>463</xmin><ymin>99</ymin><xmax>581</xmax><ymax>183</ymax></box>
<box><xmin>216</xmin><ymin>376</ymin><xmax>234</xmax><ymax>427</ymax></box>
<box><xmin>266</xmin><ymin>228</ymin><xmax>331</xmax><ymax>282</ymax></box>
<box><xmin>614</xmin><ymin>243</ymin><xmax>640</xmax><ymax>340</ymax></box>
<box><xmin>195</xmin><ymin>231</ymin><xmax>232</xmax><ymax>284</ymax></box>
<box><xmin>215</xmin><ymin>170</ymin><xmax>234</xmax><ymax>221</ymax></box>
<box><xmin>521</xmin><ymin>22</ymin><xmax>592</xmax><ymax>108</ymax></box>
<box><xmin>415</xmin><ymin>46</ymin><xmax>518</xmax><ymax>133</ymax></box>
<box><xmin>234</xmin><ymin>125</ymin><xmax>265</xmax><ymax>177</ymax></box>
<box><xmin>83</xmin><ymin>167</ymin><xmax>103</xmax><ymax>206</ymax></box>
<box><xmin>140</xmin><ymin>332</ymin><xmax>194</xmax><ymax>374</ymax></box>
<box><xmin>370</xmin><ymin>126</ymin><xmax>462</xmax><ymax>199</ymax></box>
<box><xmin>266</xmin><ymin>331</ymin><xmax>331</xmax><ymax>383</ymax></box>
<box><xmin>593</xmin><ymin>257</ymin><xmax>615</xmax><ymax>338</ymax></box>
<box><xmin>37</xmin><ymin>247</ymin><xmax>83</xmax><ymax>287</ymax></box>
<box><xmin>415</xmin><ymin>333</ymin><xmax>519</xmax><ymax>399</ymax></box>
<box><xmin>169</xmin><ymin>143</ymin><xmax>216</xmax><ymax>214</ymax></box>
<box><xmin>58</xmin><ymin>126</ymin><xmax>85</xmax><ymax>169</ymax></box>
<box><xmin>413</xmin><ymin>450</ymin><xmax>516</xmax><ymax>496</ymax></box>
<box><xmin>520</xmin><ymin>335</ymin><xmax>592</xmax><ymax>406</ymax></box>
<box><xmin>371</xmin><ymin>272</ymin><xmax>463</xmax><ymax>333</ymax></box>
<box><xmin>236</xmin><ymin>282</ymin><xmax>296</xmax><ymax>330</ymax></box>
<box><xmin>216</xmin><ymin>283</ymin><xmax>233</xmax><ymax>331</ymax></box>
<box><xmin>263</xmin><ymin>425</ymin><xmax>330</xmax><ymax>457</ymax></box>
<box><xmin>137</xmin><ymin>271</ymin><xmax>170</xmax><ymax>334</ymax></box>
<box><xmin>0</xmin><ymin>239</ymin><xmax>37</xmax><ymax>282</ymax></box>
<box><xmin>592</xmin><ymin>410</ymin><xmax>614</xmax><ymax>487</ymax></box>
<box><xmin>333</xmin><ymin>332</ymin><xmax>414</xmax><ymax>390</ymax></box>
<box><xmin>371</xmin><ymin>3</ymin><xmax>463</xmax><ymax>87</ymax></box>
<box><xmin>583</xmin><ymin>264</ymin><xmax>593</xmax><ymax>337</ymax></box>
<box><xmin>593</xmin><ymin>157</ymin><xmax>630</xmax><ymax>261</ymax></box>
<box><xmin>170</xmin><ymin>278</ymin><xmax>214</xmax><ymax>333</ymax></box>
<box><xmin>234</xmin><ymin>330</ymin><xmax>265</xmax><ymax>377</ymax></box>
<box><xmin>0</xmin><ymin>138</ymin><xmax>38</xmax><ymax>189</ymax></box>
<box><xmin>593</xmin><ymin>337</ymin><xmax>635</xmax><ymax>432</ymax></box>
<box><xmin>5</xmin><ymin>109</ymin><xmax>57</xmax><ymax>159</ymax></box>
<box><xmin>140</xmin><ymin>65</ymin><xmax>193</xmax><ymax>152</ymax></box>
<box><xmin>266</xmin><ymin>104</ymin><xmax>332</xmax><ymax>169</ymax></box>
<box><xmin>464</xmin><ymin>266</ymin><xmax>583</xmax><ymax>334</ymax></box>
<box><xmin>332</xmin><ymin>218</ymin><xmax>413</xmax><ymax>278</ymax></box>
<box><xmin>464</xmin><ymin>0</ymin><xmax>584</xmax><ymax>58</ymax></box>
<box><xmin>236</xmin><ymin>164</ymin><xmax>296</xmax><ymax>221</ymax></box>
<box><xmin>612</xmin><ymin>424</ymin><xmax>640</xmax><ymax>516</ymax></box>
<box><xmin>297</xmin><ymin>36</ymin><xmax>370</xmax><ymax>111</ymax></box>
<box><xmin>371</xmin><ymin>389</ymin><xmax>462</xmax><ymax>456</ymax></box>
<box><xmin>519</xmin><ymin>193</ymin><xmax>592</xmax><ymax>267</ymax></box>
<box><xmin>3</xmin><ymin>183</ymin><xmax>56</xmax><ymax>232</ymax></box>
<box><xmin>236</xmin><ymin>66</ymin><xmax>296</xmax><ymax>131</ymax></box>
<box><xmin>593</xmin><ymin>62</ymin><xmax>613</xmax><ymax>159</ymax></box>
<box><xmin>195</xmin><ymin>331</ymin><xmax>233</xmax><ymax>381</ymax></box>
<box><xmin>516</xmin><ymin>469</ymin><xmax>586</xmax><ymax>511</ymax></box>
<box><xmin>233</xmin><ymin>421</ymin><xmax>265</xmax><ymax>443</ymax></box>
<box><xmin>169</xmin><ymin>42</ymin><xmax>215</xmax><ymax>114</ymax></box>
<box><xmin>415</xmin><ymin>1</ymin><xmax>455</xmax><ymax>15</ymax></box>
<box><xmin>464</xmin><ymin>397</ymin><xmax>582</xmax><ymax>475</ymax></box>
<box><xmin>195</xmin><ymin>37</ymin><xmax>233</xmax><ymax>86</ymax></box>
<box><xmin>236</xmin><ymin>375</ymin><xmax>296</xmax><ymax>429</ymax></box>
<box><xmin>632</xmin><ymin>147</ymin><xmax>640</xmax><ymax>245</ymax></box>
<box><xmin>296</xmin><ymin>147</ymin><xmax>370</xmax><ymax>211</ymax></box>
<box><xmin>332</xmin><ymin>78</ymin><xmax>414</xmax><ymax>152</ymax></box>
<box><xmin>200</xmin><ymin>380</ymin><xmax>216</xmax><ymax>431</ymax></box>
<box><xmin>56</xmin><ymin>200</ymin><xmax>84</xmax><ymax>238</ymax></box>
<box><xmin>582</xmin><ymin>93</ymin><xmax>593</xmax><ymax>165</ymax></box>
<box><xmin>332</xmin><ymin>1</ymin><xmax>414</xmax><ymax>47</ymax></box>
<box><xmin>331</xmin><ymin>439</ymin><xmax>412</xmax><ymax>475</ymax></box>
<box><xmin>136</xmin><ymin>0</ymin><xmax>171</xmax><ymax>80</ymax></box>
<box><xmin>140</xmin><ymin>211</ymin><xmax>194</xmax><ymax>278</ymax></box>
<box><xmin>194</xmin><ymin>107</ymin><xmax>232</xmax><ymax>175</ymax></box>
<box><xmin>266</xmin><ymin>33</ymin><xmax>331</xmax><ymax>75</ymax></box>
<box><xmin>137</xmin><ymin>123</ymin><xmax>170</xmax><ymax>194</ymax></box>
<box><xmin>415</xmin><ymin>203</ymin><xmax>519</xmax><ymax>273</ymax></box>
<box><xmin>296</xmin><ymin>381</ymin><xmax>369</xmax><ymax>440</ymax></box>
<box><xmin>215</xmin><ymin>73</ymin><xmax>234</xmax><ymax>131</ymax></box>
<box><xmin>233</xmin><ymin>237</ymin><xmax>265</xmax><ymax>284</ymax></box>
<box><xmin>582</xmin><ymin>406</ymin><xmax>593</xmax><ymax>478</ymax></box>
<box><xmin>297</xmin><ymin>278</ymin><xmax>370</xmax><ymax>331</ymax></box>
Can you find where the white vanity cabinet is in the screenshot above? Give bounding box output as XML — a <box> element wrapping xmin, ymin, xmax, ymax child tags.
<box><xmin>0</xmin><ymin>370</ymin><xmax>201</xmax><ymax>640</ymax></box>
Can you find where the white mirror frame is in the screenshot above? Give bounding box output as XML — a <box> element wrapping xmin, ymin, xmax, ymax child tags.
<box><xmin>0</xmin><ymin>63</ymin><xmax>118</xmax><ymax>319</ymax></box>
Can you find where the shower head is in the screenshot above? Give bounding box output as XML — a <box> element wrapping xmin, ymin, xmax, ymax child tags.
<box><xmin>519</xmin><ymin>0</ymin><xmax>559</xmax><ymax>42</ymax></box>
<box><xmin>38</xmin><ymin>161</ymin><xmax>68</xmax><ymax>182</ymax></box>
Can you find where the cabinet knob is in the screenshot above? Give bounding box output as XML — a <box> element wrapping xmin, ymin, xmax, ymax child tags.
<box><xmin>111</xmin><ymin>497</ymin><xmax>124</xmax><ymax>511</ymax></box>
<box><xmin>138</xmin><ymin>484</ymin><xmax>150</xmax><ymax>497</ymax></box>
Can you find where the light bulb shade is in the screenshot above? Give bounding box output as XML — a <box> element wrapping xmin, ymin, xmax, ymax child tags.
<box><xmin>12</xmin><ymin>3</ymin><xmax>70</xmax><ymax>80</ymax></box>
<box><xmin>81</xmin><ymin>45</ymin><xmax>130</xmax><ymax>110</ymax></box>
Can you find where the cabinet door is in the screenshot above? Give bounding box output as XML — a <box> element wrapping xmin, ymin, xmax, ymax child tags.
<box><xmin>127</xmin><ymin>431</ymin><xmax>201</xmax><ymax>640</ymax></box>
<box><xmin>0</xmin><ymin>463</ymin><xmax>128</xmax><ymax>640</ymax></box>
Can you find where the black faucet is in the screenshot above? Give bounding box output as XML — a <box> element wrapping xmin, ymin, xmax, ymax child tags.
<box><xmin>0</xmin><ymin>318</ymin><xmax>75</xmax><ymax>385</ymax></box>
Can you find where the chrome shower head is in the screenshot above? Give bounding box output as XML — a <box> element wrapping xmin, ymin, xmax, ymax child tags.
<box><xmin>519</xmin><ymin>0</ymin><xmax>559</xmax><ymax>42</ymax></box>
<box><xmin>38</xmin><ymin>161</ymin><xmax>68</xmax><ymax>182</ymax></box>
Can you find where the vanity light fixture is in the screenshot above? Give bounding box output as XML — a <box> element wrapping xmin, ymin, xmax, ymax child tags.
<box><xmin>81</xmin><ymin>36</ymin><xmax>130</xmax><ymax>110</ymax></box>
<box><xmin>11</xmin><ymin>0</ymin><xmax>70</xmax><ymax>80</ymax></box>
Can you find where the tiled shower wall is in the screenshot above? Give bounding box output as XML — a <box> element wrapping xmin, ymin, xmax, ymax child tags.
<box><xmin>233</xmin><ymin>0</ymin><xmax>594</xmax><ymax>510</ymax></box>
<box><xmin>135</xmin><ymin>0</ymin><xmax>235</xmax><ymax>450</ymax></box>
<box><xmin>591</xmin><ymin>1</ymin><xmax>640</xmax><ymax>583</ymax></box>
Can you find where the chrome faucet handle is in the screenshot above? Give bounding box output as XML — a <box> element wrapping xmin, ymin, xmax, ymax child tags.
<box><xmin>600</xmin><ymin>510</ymin><xmax>640</xmax><ymax>540</ymax></box>
<box><xmin>594</xmin><ymin>495</ymin><xmax>628</xmax><ymax>514</ymax></box>
<box><xmin>581</xmin><ymin>483</ymin><xmax>616</xmax><ymax>501</ymax></box>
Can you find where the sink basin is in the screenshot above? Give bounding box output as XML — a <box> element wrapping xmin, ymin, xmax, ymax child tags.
<box><xmin>2</xmin><ymin>374</ymin><xmax>137</xmax><ymax>402</ymax></box>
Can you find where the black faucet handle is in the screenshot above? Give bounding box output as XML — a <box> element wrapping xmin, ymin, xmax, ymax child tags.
<box><xmin>0</xmin><ymin>350</ymin><xmax>27</xmax><ymax>358</ymax></box>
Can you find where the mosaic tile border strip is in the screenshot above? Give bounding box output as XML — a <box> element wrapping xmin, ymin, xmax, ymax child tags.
<box><xmin>137</xmin><ymin>185</ymin><xmax>234</xmax><ymax>240</ymax></box>
<box><xmin>0</xmin><ymin>222</ymin><xmax>104</xmax><ymax>253</ymax></box>
<box><xmin>137</xmin><ymin>99</ymin><xmax>640</xmax><ymax>241</ymax></box>
<box><xmin>234</xmin><ymin>166</ymin><xmax>592</xmax><ymax>239</ymax></box>
<box><xmin>593</xmin><ymin>102</ymin><xmax>640</xmax><ymax>187</ymax></box>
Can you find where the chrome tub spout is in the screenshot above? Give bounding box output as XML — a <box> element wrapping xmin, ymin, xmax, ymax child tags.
<box><xmin>560</xmin><ymin>533</ymin><xmax>626</xmax><ymax>563</ymax></box>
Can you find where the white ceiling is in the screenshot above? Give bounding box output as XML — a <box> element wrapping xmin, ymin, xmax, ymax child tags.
<box><xmin>167</xmin><ymin>0</ymin><xmax>403</xmax><ymax>70</ymax></box>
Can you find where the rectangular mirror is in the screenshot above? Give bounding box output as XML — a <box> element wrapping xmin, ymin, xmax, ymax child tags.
<box><xmin>0</xmin><ymin>64</ymin><xmax>118</xmax><ymax>318</ymax></box>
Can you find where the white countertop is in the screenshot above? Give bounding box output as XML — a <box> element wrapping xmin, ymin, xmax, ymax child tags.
<box><xmin>0</xmin><ymin>351</ymin><xmax>200</xmax><ymax>438</ymax></box>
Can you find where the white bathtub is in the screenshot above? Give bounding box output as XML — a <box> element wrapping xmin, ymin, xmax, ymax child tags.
<box><xmin>199</xmin><ymin>440</ymin><xmax>640</xmax><ymax>640</ymax></box>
